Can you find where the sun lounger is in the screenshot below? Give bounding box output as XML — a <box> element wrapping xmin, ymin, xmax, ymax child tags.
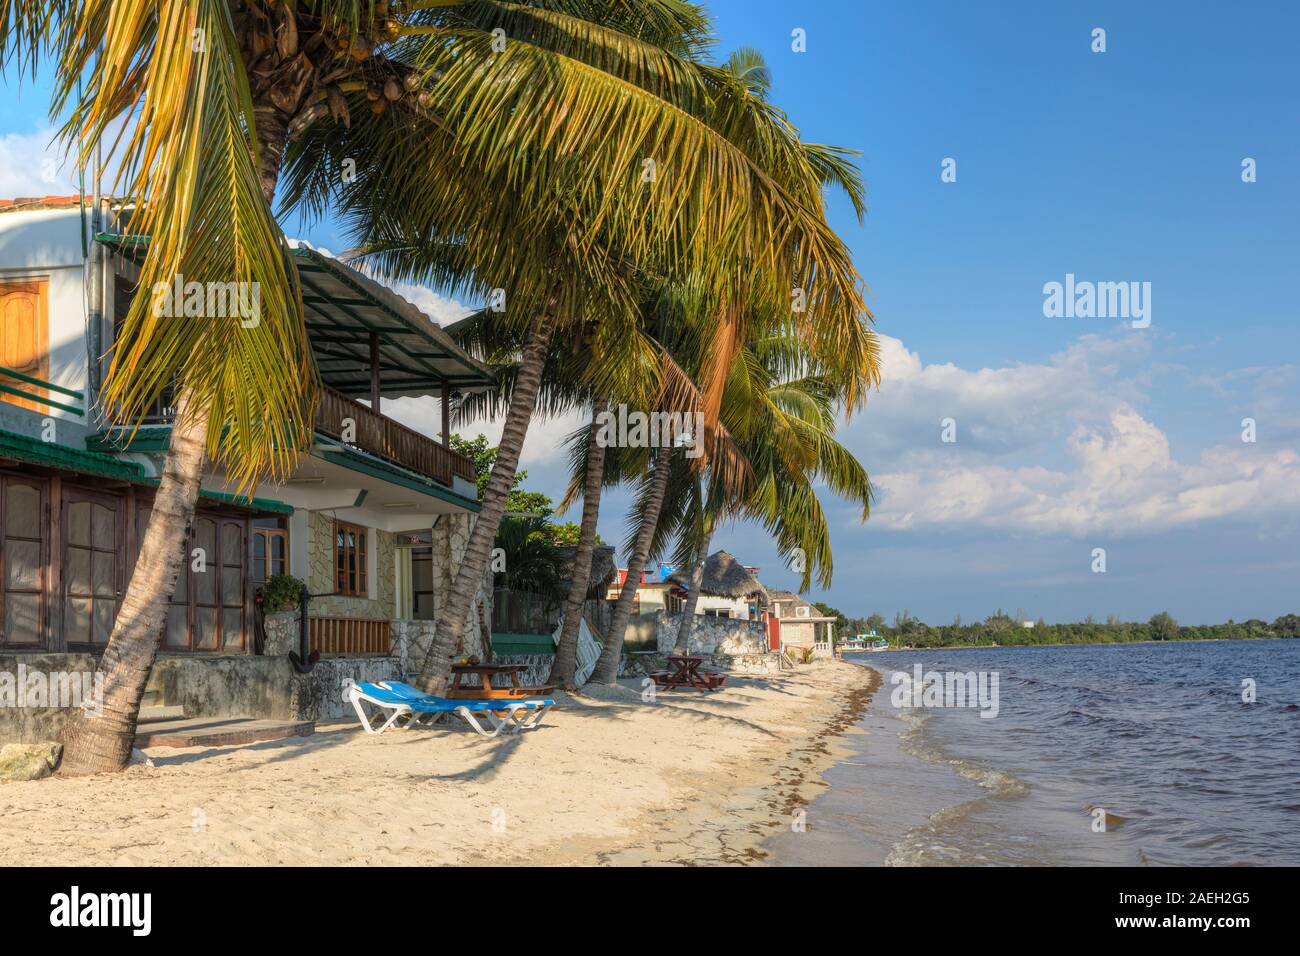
<box><xmin>381</xmin><ymin>680</ymin><xmax>555</xmax><ymax>732</ymax></box>
<box><xmin>344</xmin><ymin>681</ymin><xmax>546</xmax><ymax>738</ymax></box>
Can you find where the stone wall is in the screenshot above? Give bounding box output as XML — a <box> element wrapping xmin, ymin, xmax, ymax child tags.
<box><xmin>654</xmin><ymin>612</ymin><xmax>769</xmax><ymax>656</ymax></box>
<box><xmin>616</xmin><ymin>649</ymin><xmax>782</xmax><ymax>680</ymax></box>
<box><xmin>0</xmin><ymin>652</ymin><xmax>98</xmax><ymax>743</ymax></box>
<box><xmin>489</xmin><ymin>654</ymin><xmax>553</xmax><ymax>688</ymax></box>
<box><xmin>146</xmin><ymin>654</ymin><xmax>401</xmax><ymax>722</ymax></box>
<box><xmin>0</xmin><ymin>649</ymin><xmax>404</xmax><ymax>743</ymax></box>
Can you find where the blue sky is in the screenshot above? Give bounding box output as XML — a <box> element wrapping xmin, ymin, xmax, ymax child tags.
<box><xmin>3</xmin><ymin>1</ymin><xmax>1297</xmax><ymax>624</ymax></box>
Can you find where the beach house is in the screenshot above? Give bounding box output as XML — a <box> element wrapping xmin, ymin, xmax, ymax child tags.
<box><xmin>607</xmin><ymin>563</ymin><xmax>686</xmax><ymax>616</ymax></box>
<box><xmin>666</xmin><ymin>551</ymin><xmax>767</xmax><ymax>620</ymax></box>
<box><xmin>0</xmin><ymin>196</ymin><xmax>496</xmax><ymax>743</ymax></box>
<box><xmin>766</xmin><ymin>591</ymin><xmax>838</xmax><ymax>655</ymax></box>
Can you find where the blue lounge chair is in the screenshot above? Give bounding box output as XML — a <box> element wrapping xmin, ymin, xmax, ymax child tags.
<box><xmin>382</xmin><ymin>680</ymin><xmax>554</xmax><ymax>732</ymax></box>
<box><xmin>344</xmin><ymin>681</ymin><xmax>538</xmax><ymax>738</ymax></box>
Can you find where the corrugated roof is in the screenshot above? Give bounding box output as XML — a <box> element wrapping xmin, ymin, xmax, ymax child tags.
<box><xmin>93</xmin><ymin>233</ymin><xmax>496</xmax><ymax>399</ymax></box>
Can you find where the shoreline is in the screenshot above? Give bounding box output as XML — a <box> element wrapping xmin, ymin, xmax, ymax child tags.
<box><xmin>0</xmin><ymin>661</ymin><xmax>879</xmax><ymax>867</ymax></box>
<box><xmin>851</xmin><ymin>636</ymin><xmax>1292</xmax><ymax>652</ymax></box>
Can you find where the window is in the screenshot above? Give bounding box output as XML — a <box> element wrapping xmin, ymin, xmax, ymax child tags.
<box><xmin>703</xmin><ymin>608</ymin><xmax>732</xmax><ymax>619</ymax></box>
<box><xmin>0</xmin><ymin>278</ymin><xmax>48</xmax><ymax>412</ymax></box>
<box><xmin>1</xmin><ymin>476</ymin><xmax>47</xmax><ymax>647</ymax></box>
<box><xmin>335</xmin><ymin>520</ymin><xmax>368</xmax><ymax>597</ymax></box>
<box><xmin>251</xmin><ymin>517</ymin><xmax>288</xmax><ymax>584</ymax></box>
<box><xmin>411</xmin><ymin>546</ymin><xmax>435</xmax><ymax>620</ymax></box>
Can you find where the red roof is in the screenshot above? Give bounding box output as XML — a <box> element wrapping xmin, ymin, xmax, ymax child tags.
<box><xmin>0</xmin><ymin>195</ymin><xmax>96</xmax><ymax>213</ymax></box>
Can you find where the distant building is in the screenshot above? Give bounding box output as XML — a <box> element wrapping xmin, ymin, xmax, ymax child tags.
<box><xmin>607</xmin><ymin>564</ymin><xmax>685</xmax><ymax>615</ymax></box>
<box><xmin>765</xmin><ymin>591</ymin><xmax>838</xmax><ymax>653</ymax></box>
<box><xmin>666</xmin><ymin>551</ymin><xmax>766</xmax><ymax>620</ymax></box>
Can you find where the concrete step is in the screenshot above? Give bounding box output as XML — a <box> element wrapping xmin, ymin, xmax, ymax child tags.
<box><xmin>135</xmin><ymin>717</ymin><xmax>315</xmax><ymax>750</ymax></box>
<box><xmin>137</xmin><ymin>705</ymin><xmax>186</xmax><ymax>724</ymax></box>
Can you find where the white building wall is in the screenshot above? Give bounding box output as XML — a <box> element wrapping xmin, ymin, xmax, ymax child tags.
<box><xmin>0</xmin><ymin>205</ymin><xmax>133</xmax><ymax>444</ymax></box>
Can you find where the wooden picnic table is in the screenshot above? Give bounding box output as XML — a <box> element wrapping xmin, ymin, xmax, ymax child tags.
<box><xmin>447</xmin><ymin>663</ymin><xmax>554</xmax><ymax>700</ymax></box>
<box><xmin>649</xmin><ymin>655</ymin><xmax>727</xmax><ymax>692</ymax></box>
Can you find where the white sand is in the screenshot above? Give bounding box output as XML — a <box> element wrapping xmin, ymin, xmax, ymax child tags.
<box><xmin>0</xmin><ymin>661</ymin><xmax>878</xmax><ymax>866</ymax></box>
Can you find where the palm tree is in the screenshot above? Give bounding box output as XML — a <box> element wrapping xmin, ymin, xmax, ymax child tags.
<box><xmin>0</xmin><ymin>0</ymin><xmax>864</xmax><ymax>773</ymax></box>
<box><xmin>317</xmin><ymin>22</ymin><xmax>876</xmax><ymax>694</ymax></box>
<box><xmin>443</xmin><ymin>307</ymin><xmax>657</xmax><ymax>689</ymax></box>
<box><xmin>584</xmin><ymin>44</ymin><xmax>877</xmax><ymax>682</ymax></box>
<box><xmin>548</xmin><ymin>398</ymin><xmax>608</xmax><ymax>688</ymax></box>
<box><xmin>668</xmin><ymin>337</ymin><xmax>874</xmax><ymax>655</ymax></box>
<box><xmin>593</xmin><ymin>323</ymin><xmax>874</xmax><ymax>679</ymax></box>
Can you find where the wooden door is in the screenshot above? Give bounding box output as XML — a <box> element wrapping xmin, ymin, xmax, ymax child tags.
<box><xmin>0</xmin><ymin>279</ymin><xmax>48</xmax><ymax>411</ymax></box>
<box><xmin>137</xmin><ymin>506</ymin><xmax>248</xmax><ymax>653</ymax></box>
<box><xmin>190</xmin><ymin>516</ymin><xmax>248</xmax><ymax>652</ymax></box>
<box><xmin>61</xmin><ymin>488</ymin><xmax>122</xmax><ymax>648</ymax></box>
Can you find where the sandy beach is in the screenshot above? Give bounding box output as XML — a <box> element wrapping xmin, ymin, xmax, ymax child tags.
<box><xmin>0</xmin><ymin>661</ymin><xmax>878</xmax><ymax>866</ymax></box>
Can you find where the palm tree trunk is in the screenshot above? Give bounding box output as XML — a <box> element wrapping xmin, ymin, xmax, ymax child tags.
<box><xmin>58</xmin><ymin>392</ymin><xmax>210</xmax><ymax>775</ymax></box>
<box><xmin>547</xmin><ymin>399</ymin><xmax>608</xmax><ymax>689</ymax></box>
<box><xmin>417</xmin><ymin>319</ymin><xmax>556</xmax><ymax>694</ymax></box>
<box><xmin>60</xmin><ymin>91</ymin><xmax>291</xmax><ymax>775</ymax></box>
<box><xmin>672</xmin><ymin>524</ymin><xmax>715</xmax><ymax>656</ymax></box>
<box><xmin>588</xmin><ymin>448</ymin><xmax>674</xmax><ymax>685</ymax></box>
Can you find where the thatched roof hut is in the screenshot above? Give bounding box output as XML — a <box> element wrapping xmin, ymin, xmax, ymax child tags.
<box><xmin>558</xmin><ymin>543</ymin><xmax>617</xmax><ymax>598</ymax></box>
<box><xmin>668</xmin><ymin>550</ymin><xmax>768</xmax><ymax>603</ymax></box>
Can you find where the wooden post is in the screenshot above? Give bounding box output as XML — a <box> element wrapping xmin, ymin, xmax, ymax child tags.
<box><xmin>46</xmin><ymin>476</ymin><xmax>62</xmax><ymax>651</ymax></box>
<box><xmin>368</xmin><ymin>331</ymin><xmax>381</xmax><ymax>410</ymax></box>
<box><xmin>440</xmin><ymin>380</ymin><xmax>451</xmax><ymax>446</ymax></box>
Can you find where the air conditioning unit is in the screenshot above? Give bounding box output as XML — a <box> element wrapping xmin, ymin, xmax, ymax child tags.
<box><xmin>796</xmin><ymin>605</ymin><xmax>810</xmax><ymax>618</ymax></box>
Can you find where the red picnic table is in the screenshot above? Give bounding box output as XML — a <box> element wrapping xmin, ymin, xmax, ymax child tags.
<box><xmin>447</xmin><ymin>663</ymin><xmax>554</xmax><ymax>700</ymax></box>
<box><xmin>649</xmin><ymin>655</ymin><xmax>727</xmax><ymax>692</ymax></box>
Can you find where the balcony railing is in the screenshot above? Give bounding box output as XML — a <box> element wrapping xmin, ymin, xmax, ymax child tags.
<box><xmin>315</xmin><ymin>386</ymin><xmax>475</xmax><ymax>488</ymax></box>
<box><xmin>109</xmin><ymin>381</ymin><xmax>475</xmax><ymax>490</ymax></box>
<box><xmin>309</xmin><ymin>616</ymin><xmax>391</xmax><ymax>657</ymax></box>
<box><xmin>0</xmin><ymin>366</ymin><xmax>84</xmax><ymax>416</ymax></box>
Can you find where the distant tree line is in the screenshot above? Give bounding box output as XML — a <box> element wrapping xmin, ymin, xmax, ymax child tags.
<box><xmin>812</xmin><ymin>604</ymin><xmax>1300</xmax><ymax>648</ymax></box>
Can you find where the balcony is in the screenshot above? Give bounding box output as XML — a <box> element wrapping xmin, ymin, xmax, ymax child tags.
<box><xmin>91</xmin><ymin>235</ymin><xmax>495</xmax><ymax>492</ymax></box>
<box><xmin>315</xmin><ymin>386</ymin><xmax>475</xmax><ymax>488</ymax></box>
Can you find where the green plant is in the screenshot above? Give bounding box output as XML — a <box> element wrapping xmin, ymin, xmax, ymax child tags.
<box><xmin>262</xmin><ymin>574</ymin><xmax>306</xmax><ymax>613</ymax></box>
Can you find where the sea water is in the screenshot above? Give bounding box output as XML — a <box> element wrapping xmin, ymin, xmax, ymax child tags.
<box><xmin>765</xmin><ymin>640</ymin><xmax>1300</xmax><ymax>866</ymax></box>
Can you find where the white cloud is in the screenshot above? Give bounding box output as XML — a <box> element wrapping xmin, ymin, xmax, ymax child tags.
<box><xmin>381</xmin><ymin>395</ymin><xmax>587</xmax><ymax>470</ymax></box>
<box><xmin>387</xmin><ymin>281</ymin><xmax>473</xmax><ymax>328</ymax></box>
<box><xmin>0</xmin><ymin>127</ymin><xmax>79</xmax><ymax>196</ymax></box>
<box><xmin>847</xmin><ymin>334</ymin><xmax>1300</xmax><ymax>537</ymax></box>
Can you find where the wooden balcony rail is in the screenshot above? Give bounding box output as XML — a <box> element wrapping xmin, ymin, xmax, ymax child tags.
<box><xmin>309</xmin><ymin>616</ymin><xmax>391</xmax><ymax>657</ymax></box>
<box><xmin>315</xmin><ymin>386</ymin><xmax>475</xmax><ymax>488</ymax></box>
<box><xmin>0</xmin><ymin>366</ymin><xmax>84</xmax><ymax>416</ymax></box>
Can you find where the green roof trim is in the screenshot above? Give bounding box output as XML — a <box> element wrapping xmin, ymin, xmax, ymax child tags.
<box><xmin>0</xmin><ymin>428</ymin><xmax>148</xmax><ymax>481</ymax></box>
<box><xmin>86</xmin><ymin>426</ymin><xmax>173</xmax><ymax>454</ymax></box>
<box><xmin>191</xmin><ymin>487</ymin><xmax>294</xmax><ymax>515</ymax></box>
<box><xmin>320</xmin><ymin>445</ymin><xmax>480</xmax><ymax>513</ymax></box>
<box><xmin>491</xmin><ymin>633</ymin><xmax>556</xmax><ymax>656</ymax></box>
<box><xmin>0</xmin><ymin>428</ymin><xmax>292</xmax><ymax>514</ymax></box>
